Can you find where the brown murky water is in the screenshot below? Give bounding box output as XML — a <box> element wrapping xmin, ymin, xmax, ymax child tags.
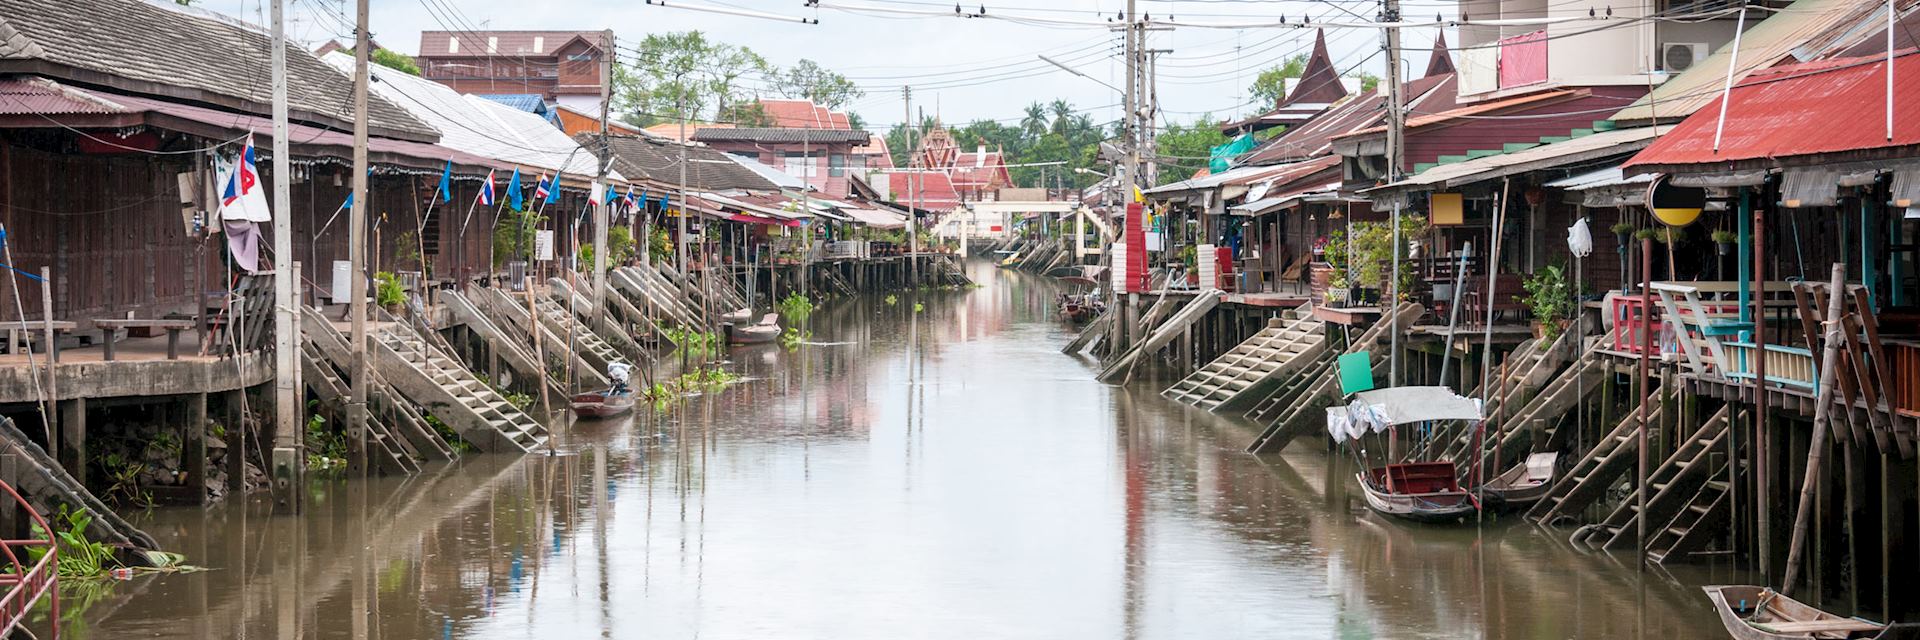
<box><xmin>31</xmin><ymin>261</ymin><xmax>1747</xmax><ymax>639</ymax></box>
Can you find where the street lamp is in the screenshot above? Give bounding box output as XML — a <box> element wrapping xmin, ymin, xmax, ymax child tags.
<box><xmin>1039</xmin><ymin>55</ymin><xmax>1124</xmax><ymax>94</ymax></box>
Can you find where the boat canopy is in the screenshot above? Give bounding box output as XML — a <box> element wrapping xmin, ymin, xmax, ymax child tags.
<box><xmin>1326</xmin><ymin>386</ymin><xmax>1483</xmax><ymax>442</ymax></box>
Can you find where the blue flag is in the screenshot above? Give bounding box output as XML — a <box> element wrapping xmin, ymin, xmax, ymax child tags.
<box><xmin>436</xmin><ymin>161</ymin><xmax>452</xmax><ymax>203</ymax></box>
<box><xmin>637</xmin><ymin>190</ymin><xmax>649</xmax><ymax>210</ymax></box>
<box><xmin>507</xmin><ymin>168</ymin><xmax>523</xmax><ymax>211</ymax></box>
<box><xmin>546</xmin><ymin>171</ymin><xmax>562</xmax><ymax>205</ymax></box>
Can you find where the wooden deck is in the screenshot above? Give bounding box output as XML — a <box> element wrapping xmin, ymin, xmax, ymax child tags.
<box><xmin>0</xmin><ymin>335</ymin><xmax>271</xmax><ymax>403</ymax></box>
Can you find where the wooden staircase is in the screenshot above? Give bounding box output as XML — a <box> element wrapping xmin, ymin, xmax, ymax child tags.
<box><xmin>1575</xmin><ymin>405</ymin><xmax>1735</xmax><ymax>552</ymax></box>
<box><xmin>1243</xmin><ymin>303</ymin><xmax>1424</xmax><ymax>455</ymax></box>
<box><xmin>1646</xmin><ymin>465</ymin><xmax>1738</xmax><ymax>565</ymax></box>
<box><xmin>478</xmin><ymin>287</ymin><xmax>611</xmax><ymax>391</ymax></box>
<box><xmin>440</xmin><ymin>290</ymin><xmax>569</xmax><ymax>402</ymax></box>
<box><xmin>1095</xmin><ymin>291</ymin><xmax>1223</xmax><ymax>383</ymax></box>
<box><xmin>300</xmin><ymin>311</ymin><xmax>458</xmax><ymax>468</ymax></box>
<box><xmin>1437</xmin><ymin>349</ymin><xmax>1606</xmax><ymax>473</ymax></box>
<box><xmin>529</xmin><ymin>295</ymin><xmax>626</xmax><ymax>376</ymax></box>
<box><xmin>299</xmin><ymin>341</ymin><xmax>421</xmax><ymax>475</ymax></box>
<box><xmin>1526</xmin><ymin>391</ymin><xmax>1663</xmax><ymax>524</ymax></box>
<box><xmin>368</xmin><ymin>323</ymin><xmax>550</xmax><ymax>453</ymax></box>
<box><xmin>1162</xmin><ymin>305</ymin><xmax>1326</xmax><ymax>412</ymax></box>
<box><xmin>547</xmin><ymin>277</ymin><xmax>649</xmax><ymax>365</ymax></box>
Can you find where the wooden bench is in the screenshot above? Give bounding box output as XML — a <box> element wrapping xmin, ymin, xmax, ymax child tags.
<box><xmin>91</xmin><ymin>319</ymin><xmax>195</xmax><ymax>361</ymax></box>
<box><xmin>0</xmin><ymin>321</ymin><xmax>78</xmax><ymax>363</ymax></box>
<box><xmin>1753</xmin><ymin>619</ymin><xmax>1884</xmax><ymax>634</ymax></box>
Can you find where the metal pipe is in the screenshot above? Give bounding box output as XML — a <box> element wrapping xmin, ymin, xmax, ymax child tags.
<box><xmin>1712</xmin><ymin>4</ymin><xmax>1749</xmax><ymax>153</ymax></box>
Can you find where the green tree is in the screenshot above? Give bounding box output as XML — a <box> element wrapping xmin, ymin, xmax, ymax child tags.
<box><xmin>1247</xmin><ymin>54</ymin><xmax>1308</xmax><ymax>108</ymax></box>
<box><xmin>1154</xmin><ymin>115</ymin><xmax>1231</xmax><ymax>185</ymax></box>
<box><xmin>343</xmin><ymin>47</ymin><xmax>421</xmax><ymax>76</ymax></box>
<box><xmin>1019</xmin><ymin>102</ymin><xmax>1048</xmax><ymax>138</ymax></box>
<box><xmin>615</xmin><ymin>31</ymin><xmax>771</xmax><ymax>126</ymax></box>
<box><xmin>777</xmin><ymin>59</ymin><xmax>863</xmax><ymax>109</ymax></box>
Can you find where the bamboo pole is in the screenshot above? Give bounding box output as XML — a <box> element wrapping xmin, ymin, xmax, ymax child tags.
<box><xmin>1781</xmin><ymin>264</ymin><xmax>1847</xmax><ymax>596</ymax></box>
<box><xmin>1637</xmin><ymin>236</ymin><xmax>1653</xmax><ymax>563</ymax></box>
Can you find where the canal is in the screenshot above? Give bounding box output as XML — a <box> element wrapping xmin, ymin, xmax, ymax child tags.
<box><xmin>40</xmin><ymin>260</ymin><xmax>1743</xmax><ymax>638</ymax></box>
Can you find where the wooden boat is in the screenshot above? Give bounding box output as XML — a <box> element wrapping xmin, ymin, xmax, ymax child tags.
<box><xmin>1356</xmin><ymin>462</ymin><xmax>1478</xmax><ymax>523</ymax></box>
<box><xmin>570</xmin><ymin>388</ymin><xmax>635</xmax><ymax>418</ymax></box>
<box><xmin>1702</xmin><ymin>585</ymin><xmax>1911</xmax><ymax>639</ymax></box>
<box><xmin>1330</xmin><ymin>386</ymin><xmax>1486</xmax><ymax>524</ymax></box>
<box><xmin>1058</xmin><ymin>293</ymin><xmax>1103</xmax><ymax>322</ymax></box>
<box><xmin>718</xmin><ymin>307</ymin><xmax>752</xmax><ymax>324</ymax></box>
<box><xmin>724</xmin><ymin>312</ymin><xmax>781</xmax><ymax>345</ymax></box>
<box><xmin>1480</xmin><ymin>452</ymin><xmax>1558</xmax><ymax>511</ymax></box>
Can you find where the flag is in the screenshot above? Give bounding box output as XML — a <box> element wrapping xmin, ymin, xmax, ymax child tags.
<box><xmin>624</xmin><ymin>186</ymin><xmax>637</xmax><ymax>211</ymax></box>
<box><xmin>476</xmin><ymin>169</ymin><xmax>497</xmax><ymax>206</ymax></box>
<box><xmin>637</xmin><ymin>189</ymin><xmax>649</xmax><ymax>211</ymax></box>
<box><xmin>219</xmin><ymin>135</ymin><xmax>271</xmax><ymax>222</ymax></box>
<box><xmin>533</xmin><ymin>174</ymin><xmax>551</xmax><ymax>202</ymax></box>
<box><xmin>588</xmin><ymin>180</ymin><xmax>604</xmax><ymax>207</ymax></box>
<box><xmin>436</xmin><ymin>161</ymin><xmax>452</xmax><ymax>203</ymax></box>
<box><xmin>506</xmin><ymin>168</ymin><xmax>523</xmax><ymax>211</ymax></box>
<box><xmin>545</xmin><ymin>170</ymin><xmax>562</xmax><ymax>204</ymax></box>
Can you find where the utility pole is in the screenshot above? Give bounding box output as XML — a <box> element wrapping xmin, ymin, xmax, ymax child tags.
<box><xmin>345</xmin><ymin>0</ymin><xmax>371</xmax><ymax>472</ymax></box>
<box><xmin>904</xmin><ymin>86</ymin><xmax>918</xmax><ymax>285</ymax></box>
<box><xmin>1123</xmin><ymin>0</ymin><xmax>1142</xmax><ymax>349</ymax></box>
<box><xmin>675</xmin><ymin>83</ymin><xmax>690</xmax><ymax>276</ymax></box>
<box><xmin>591</xmin><ymin>30</ymin><xmax>613</xmax><ymax>335</ymax></box>
<box><xmin>268</xmin><ymin>0</ymin><xmax>301</xmax><ymax>511</ymax></box>
<box><xmin>1143</xmin><ymin>48</ymin><xmax>1170</xmax><ymax>188</ymax></box>
<box><xmin>1383</xmin><ymin>0</ymin><xmax>1405</xmax><ymax>387</ymax></box>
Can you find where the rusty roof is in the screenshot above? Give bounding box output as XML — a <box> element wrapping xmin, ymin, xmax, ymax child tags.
<box><xmin>0</xmin><ymin>77</ymin><xmax>129</xmax><ymax>115</ymax></box>
<box><xmin>0</xmin><ymin>0</ymin><xmax>437</xmax><ymax>141</ymax></box>
<box><xmin>1625</xmin><ymin>52</ymin><xmax>1920</xmax><ymax>172</ymax></box>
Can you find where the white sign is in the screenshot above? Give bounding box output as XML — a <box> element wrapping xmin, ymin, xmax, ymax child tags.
<box><xmin>1110</xmin><ymin>243</ymin><xmax>1128</xmax><ymax>290</ymax></box>
<box><xmin>1197</xmin><ymin>243</ymin><xmax>1218</xmax><ymax>290</ymax></box>
<box><xmin>534</xmin><ymin>230</ymin><xmax>554</xmax><ymax>261</ymax></box>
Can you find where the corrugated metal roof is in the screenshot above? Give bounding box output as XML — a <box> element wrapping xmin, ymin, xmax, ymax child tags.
<box><xmin>1375</xmin><ymin>125</ymin><xmax>1670</xmax><ymax>191</ymax></box>
<box><xmin>0</xmin><ymin>0</ymin><xmax>436</xmax><ymax>140</ymax></box>
<box><xmin>593</xmin><ymin>134</ymin><xmax>777</xmax><ymax>192</ymax></box>
<box><xmin>1338</xmin><ymin>89</ymin><xmax>1581</xmax><ymax>140</ymax></box>
<box><xmin>1146</xmin><ymin>155</ymin><xmax>1338</xmax><ymax>195</ymax></box>
<box><xmin>725</xmin><ymin>153</ymin><xmax>806</xmax><ymax>189</ymax></box>
<box><xmin>692</xmin><ymin>127</ymin><xmax>872</xmax><ymax>145</ymax></box>
<box><xmin>323</xmin><ymin>52</ymin><xmax>610</xmax><ymax>180</ymax></box>
<box><xmin>1625</xmin><ymin>52</ymin><xmax>1920</xmax><ymax>171</ymax></box>
<box><xmin>476</xmin><ymin>94</ymin><xmax>550</xmax><ymax>114</ymax></box>
<box><xmin>0</xmin><ymin>76</ymin><xmax>129</xmax><ymax>114</ymax></box>
<box><xmin>1543</xmin><ymin>166</ymin><xmax>1655</xmax><ymax>190</ymax></box>
<box><xmin>1611</xmin><ymin>0</ymin><xmax>1884</xmax><ymax>125</ymax></box>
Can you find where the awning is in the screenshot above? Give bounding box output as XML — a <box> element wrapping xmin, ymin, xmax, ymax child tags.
<box><xmin>1230</xmin><ymin>181</ymin><xmax>1344</xmax><ymax>216</ymax></box>
<box><xmin>1325</xmin><ymin>386</ymin><xmax>1483</xmax><ymax>443</ymax></box>
<box><xmin>0</xmin><ymin>78</ymin><xmax>502</xmax><ymax>174</ymax></box>
<box><xmin>841</xmin><ymin>207</ymin><xmax>907</xmax><ymax>229</ymax></box>
<box><xmin>1546</xmin><ymin>166</ymin><xmax>1656</xmax><ymax>208</ymax></box>
<box><xmin>1368</xmin><ymin>125</ymin><xmax>1672</xmax><ymax>195</ymax></box>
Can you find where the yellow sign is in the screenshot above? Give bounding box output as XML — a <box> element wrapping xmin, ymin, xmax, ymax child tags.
<box><xmin>1646</xmin><ymin>177</ymin><xmax>1704</xmax><ymax>227</ymax></box>
<box><xmin>1429</xmin><ymin>193</ymin><xmax>1464</xmax><ymax>225</ymax></box>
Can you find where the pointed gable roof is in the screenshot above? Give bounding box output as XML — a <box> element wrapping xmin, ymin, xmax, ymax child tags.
<box><xmin>1282</xmin><ymin>30</ymin><xmax>1350</xmax><ymax>108</ymax></box>
<box><xmin>1425</xmin><ymin>33</ymin><xmax>1455</xmax><ymax>77</ymax></box>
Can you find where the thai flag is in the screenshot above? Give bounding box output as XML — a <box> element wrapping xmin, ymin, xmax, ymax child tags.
<box><xmin>219</xmin><ymin>135</ymin><xmax>271</xmax><ymax>222</ymax></box>
<box><xmin>476</xmin><ymin>169</ymin><xmax>496</xmax><ymax>206</ymax></box>
<box><xmin>533</xmin><ymin>174</ymin><xmax>551</xmax><ymax>202</ymax></box>
<box><xmin>624</xmin><ymin>186</ymin><xmax>637</xmax><ymax>209</ymax></box>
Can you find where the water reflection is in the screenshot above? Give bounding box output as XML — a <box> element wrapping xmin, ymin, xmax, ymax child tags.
<box><xmin>38</xmin><ymin>261</ymin><xmax>1740</xmax><ymax>639</ymax></box>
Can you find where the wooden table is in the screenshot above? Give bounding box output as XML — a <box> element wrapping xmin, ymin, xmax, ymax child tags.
<box><xmin>0</xmin><ymin>320</ymin><xmax>78</xmax><ymax>362</ymax></box>
<box><xmin>92</xmin><ymin>318</ymin><xmax>196</xmax><ymax>361</ymax></box>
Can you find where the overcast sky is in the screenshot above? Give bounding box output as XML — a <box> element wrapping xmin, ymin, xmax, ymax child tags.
<box><xmin>216</xmin><ymin>0</ymin><xmax>1453</xmax><ymax>131</ymax></box>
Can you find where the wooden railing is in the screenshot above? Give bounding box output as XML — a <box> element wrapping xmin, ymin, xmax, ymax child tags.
<box><xmin>1610</xmin><ymin>295</ymin><xmax>1663</xmax><ymax>355</ymax></box>
<box><xmin>0</xmin><ymin>479</ymin><xmax>57</xmax><ymax>637</ymax></box>
<box><xmin>1721</xmin><ymin>341</ymin><xmax>1818</xmax><ymax>391</ymax></box>
<box><xmin>1891</xmin><ymin>341</ymin><xmax>1920</xmax><ymax>416</ymax></box>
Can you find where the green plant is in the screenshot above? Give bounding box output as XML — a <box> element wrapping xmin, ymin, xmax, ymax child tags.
<box><xmin>28</xmin><ymin>505</ymin><xmax>121</xmax><ymax>578</ymax></box>
<box><xmin>374</xmin><ymin>271</ymin><xmax>407</xmax><ymax>308</ymax></box>
<box><xmin>777</xmin><ymin>292</ymin><xmax>814</xmax><ymax>320</ymax></box>
<box><xmin>1323</xmin><ymin>216</ymin><xmax>1425</xmax><ymax>298</ymax></box>
<box><xmin>913</xmin><ymin>302</ymin><xmax>925</xmax><ymax>313</ymax></box>
<box><xmin>662</xmin><ymin>327</ymin><xmax>722</xmax><ymax>358</ymax></box>
<box><xmin>1178</xmin><ymin>244</ymin><xmax>1198</xmax><ymax>269</ymax></box>
<box><xmin>780</xmin><ymin>326</ymin><xmax>812</xmax><ymax>350</ymax></box>
<box><xmin>502</xmin><ymin>391</ymin><xmax>534</xmax><ymax>412</ymax></box>
<box><xmin>1711</xmin><ymin>229</ymin><xmax>1738</xmax><ymax>244</ymax></box>
<box><xmin>885</xmin><ymin>294</ymin><xmax>899</xmax><ymax>306</ymax></box>
<box><xmin>393</xmin><ymin>230</ymin><xmax>423</xmax><ymax>271</ymax></box>
<box><xmin>577</xmin><ymin>226</ymin><xmax>636</xmax><ymax>268</ymax></box>
<box><xmin>304</xmin><ymin>403</ymin><xmax>346</xmax><ymax>471</ymax></box>
<box><xmin>98</xmin><ymin>452</ymin><xmax>146</xmax><ymax>507</ymax></box>
<box><xmin>1609</xmin><ymin>222</ymin><xmax>1636</xmax><ymax>235</ymax></box>
<box><xmin>493</xmin><ymin>208</ymin><xmax>542</xmax><ymax>267</ymax></box>
<box><xmin>425</xmin><ymin>415</ymin><xmax>475</xmax><ymax>454</ymax></box>
<box><xmin>649</xmin><ymin>227</ymin><xmax>672</xmax><ymax>263</ymax></box>
<box><xmin>1633</xmin><ymin>228</ymin><xmax>1661</xmax><ymax>242</ymax></box>
<box><xmin>1519</xmin><ymin>262</ymin><xmax>1574</xmax><ymax>341</ymax></box>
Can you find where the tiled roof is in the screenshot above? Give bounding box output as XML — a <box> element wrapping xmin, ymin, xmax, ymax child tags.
<box><xmin>888</xmin><ymin>171</ymin><xmax>961</xmax><ymax>211</ymax></box>
<box><xmin>0</xmin><ymin>77</ymin><xmax>127</xmax><ymax>115</ymax></box>
<box><xmin>0</xmin><ymin>0</ymin><xmax>437</xmax><ymax>141</ymax></box>
<box><xmin>1283</xmin><ymin>30</ymin><xmax>1349</xmax><ymax>109</ymax></box>
<box><xmin>589</xmin><ymin>134</ymin><xmax>779</xmax><ymax>192</ymax></box>
<box><xmin>416</xmin><ymin>30</ymin><xmax>605</xmax><ymax>59</ymax></box>
<box><xmin>691</xmin><ymin>127</ymin><xmax>871</xmax><ymax>144</ymax></box>
<box><xmin>757</xmin><ymin>98</ymin><xmax>852</xmax><ymax>129</ymax></box>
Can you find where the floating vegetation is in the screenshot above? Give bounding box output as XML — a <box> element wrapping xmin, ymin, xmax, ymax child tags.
<box><xmin>305</xmin><ymin>400</ymin><xmax>346</xmax><ymax>472</ymax></box>
<box><xmin>780</xmin><ymin>326</ymin><xmax>813</xmax><ymax>350</ymax></box>
<box><xmin>913</xmin><ymin>302</ymin><xmax>926</xmax><ymax>313</ymax></box>
<box><xmin>885</xmin><ymin>294</ymin><xmax>899</xmax><ymax>307</ymax></box>
<box><xmin>662</xmin><ymin>327</ymin><xmax>723</xmax><ymax>358</ymax></box>
<box><xmin>777</xmin><ymin>292</ymin><xmax>815</xmax><ymax>321</ymax></box>
<box><xmin>28</xmin><ymin>506</ymin><xmax>121</xmax><ymax>578</ymax></box>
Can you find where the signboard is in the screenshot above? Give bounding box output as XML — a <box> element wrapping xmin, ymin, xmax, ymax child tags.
<box><xmin>1197</xmin><ymin>243</ymin><xmax>1218</xmax><ymax>290</ymax></box>
<box><xmin>1429</xmin><ymin>193</ymin><xmax>1464</xmax><ymax>225</ymax></box>
<box><xmin>534</xmin><ymin>230</ymin><xmax>554</xmax><ymax>261</ymax></box>
<box><xmin>1646</xmin><ymin>176</ymin><xmax>1704</xmax><ymax>226</ymax></box>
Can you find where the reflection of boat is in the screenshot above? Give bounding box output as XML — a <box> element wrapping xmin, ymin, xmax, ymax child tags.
<box><xmin>1329</xmin><ymin>386</ymin><xmax>1483</xmax><ymax>524</ymax></box>
<box><xmin>724</xmin><ymin>312</ymin><xmax>781</xmax><ymax>344</ymax></box>
<box><xmin>1356</xmin><ymin>462</ymin><xmax>1477</xmax><ymax>523</ymax></box>
<box><xmin>1702</xmin><ymin>585</ymin><xmax>1914</xmax><ymax>639</ymax></box>
<box><xmin>1058</xmin><ymin>293</ymin><xmax>1104</xmax><ymax>322</ymax></box>
<box><xmin>1480</xmin><ymin>452</ymin><xmax>1557</xmax><ymax>511</ymax></box>
<box><xmin>570</xmin><ymin>389</ymin><xmax>635</xmax><ymax>418</ymax></box>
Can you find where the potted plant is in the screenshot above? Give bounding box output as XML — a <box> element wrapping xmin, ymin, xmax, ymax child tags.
<box><xmin>1610</xmin><ymin>222</ymin><xmax>1635</xmax><ymax>249</ymax></box>
<box><xmin>1711</xmin><ymin>229</ymin><xmax>1737</xmax><ymax>255</ymax></box>
<box><xmin>374</xmin><ymin>271</ymin><xmax>407</xmax><ymax>315</ymax></box>
<box><xmin>1519</xmin><ymin>262</ymin><xmax>1573</xmax><ymax>341</ymax></box>
<box><xmin>1179</xmin><ymin>244</ymin><xmax>1199</xmax><ymax>285</ymax></box>
<box><xmin>1632</xmin><ymin>227</ymin><xmax>1661</xmax><ymax>244</ymax></box>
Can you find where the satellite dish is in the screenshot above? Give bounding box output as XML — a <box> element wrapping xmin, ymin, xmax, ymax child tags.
<box><xmin>1645</xmin><ymin>175</ymin><xmax>1704</xmax><ymax>227</ymax></box>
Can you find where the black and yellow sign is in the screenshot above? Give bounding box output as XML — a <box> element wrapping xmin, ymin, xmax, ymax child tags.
<box><xmin>1645</xmin><ymin>176</ymin><xmax>1704</xmax><ymax>227</ymax></box>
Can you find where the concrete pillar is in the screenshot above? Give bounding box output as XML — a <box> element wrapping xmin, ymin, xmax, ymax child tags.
<box><xmin>186</xmin><ymin>393</ymin><xmax>208</xmax><ymax>505</ymax></box>
<box><xmin>57</xmin><ymin>397</ymin><xmax>85</xmax><ymax>487</ymax></box>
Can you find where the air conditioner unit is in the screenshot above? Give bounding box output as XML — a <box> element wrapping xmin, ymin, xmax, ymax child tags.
<box><xmin>1661</xmin><ymin>42</ymin><xmax>1709</xmax><ymax>72</ymax></box>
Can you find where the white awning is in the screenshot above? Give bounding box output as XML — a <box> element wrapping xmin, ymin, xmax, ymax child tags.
<box><xmin>1326</xmin><ymin>386</ymin><xmax>1482</xmax><ymax>442</ymax></box>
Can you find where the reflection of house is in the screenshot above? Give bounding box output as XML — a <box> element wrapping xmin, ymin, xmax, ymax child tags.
<box><xmin>415</xmin><ymin>30</ymin><xmax>611</xmax><ymax>113</ymax></box>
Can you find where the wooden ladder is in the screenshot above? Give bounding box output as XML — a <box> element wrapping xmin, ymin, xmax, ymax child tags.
<box><xmin>1581</xmin><ymin>405</ymin><xmax>1734</xmax><ymax>551</ymax></box>
<box><xmin>1243</xmin><ymin>303</ymin><xmax>1424</xmax><ymax>455</ymax></box>
<box><xmin>1647</xmin><ymin>470</ymin><xmax>1738</xmax><ymax>565</ymax></box>
<box><xmin>1161</xmin><ymin>305</ymin><xmax>1325</xmax><ymax>412</ymax></box>
<box><xmin>1527</xmin><ymin>391</ymin><xmax>1663</xmax><ymax>524</ymax></box>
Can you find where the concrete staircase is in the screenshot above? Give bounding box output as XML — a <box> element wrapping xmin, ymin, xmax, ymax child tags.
<box><xmin>440</xmin><ymin>290</ymin><xmax>570</xmax><ymax>401</ymax></box>
<box><xmin>613</xmin><ymin>266</ymin><xmax>702</xmax><ymax>328</ymax></box>
<box><xmin>547</xmin><ymin>277</ymin><xmax>650</xmax><ymax>365</ymax></box>
<box><xmin>1163</xmin><ymin>305</ymin><xmax>1326</xmax><ymax>412</ymax></box>
<box><xmin>368</xmin><ymin>323</ymin><xmax>550</xmax><ymax>453</ymax></box>
<box><xmin>1576</xmin><ymin>405</ymin><xmax>1734</xmax><ymax>552</ymax></box>
<box><xmin>529</xmin><ymin>295</ymin><xmax>625</xmax><ymax>376</ymax></box>
<box><xmin>1646</xmin><ymin>464</ymin><xmax>1737</xmax><ymax>565</ymax></box>
<box><xmin>1436</xmin><ymin>349</ymin><xmax>1606</xmax><ymax>472</ymax></box>
<box><xmin>1526</xmin><ymin>392</ymin><xmax>1662</xmax><ymax>524</ymax></box>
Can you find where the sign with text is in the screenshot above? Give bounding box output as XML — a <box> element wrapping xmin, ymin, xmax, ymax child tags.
<box><xmin>534</xmin><ymin>230</ymin><xmax>554</xmax><ymax>261</ymax></box>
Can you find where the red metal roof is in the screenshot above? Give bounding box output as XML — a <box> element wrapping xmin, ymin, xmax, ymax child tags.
<box><xmin>416</xmin><ymin>31</ymin><xmax>604</xmax><ymax>59</ymax></box>
<box><xmin>1242</xmin><ymin>73</ymin><xmax>1458</xmax><ymax>165</ymax></box>
<box><xmin>757</xmin><ymin>98</ymin><xmax>853</xmax><ymax>130</ymax></box>
<box><xmin>0</xmin><ymin>77</ymin><xmax>127</xmax><ymax>114</ymax></box>
<box><xmin>1625</xmin><ymin>51</ymin><xmax>1920</xmax><ymax>171</ymax></box>
<box><xmin>887</xmin><ymin>171</ymin><xmax>960</xmax><ymax>211</ymax></box>
<box><xmin>1336</xmin><ymin>88</ymin><xmax>1581</xmax><ymax>139</ymax></box>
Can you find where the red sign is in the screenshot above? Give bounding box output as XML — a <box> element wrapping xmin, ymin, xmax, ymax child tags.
<box><xmin>1124</xmin><ymin>201</ymin><xmax>1147</xmax><ymax>293</ymax></box>
<box><xmin>989</xmin><ymin>225</ymin><xmax>1003</xmax><ymax>232</ymax></box>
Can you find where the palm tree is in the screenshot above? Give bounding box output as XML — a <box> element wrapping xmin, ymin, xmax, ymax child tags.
<box><xmin>1049</xmin><ymin>99</ymin><xmax>1074</xmax><ymax>136</ymax></box>
<box><xmin>1020</xmin><ymin>102</ymin><xmax>1049</xmax><ymax>138</ymax></box>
